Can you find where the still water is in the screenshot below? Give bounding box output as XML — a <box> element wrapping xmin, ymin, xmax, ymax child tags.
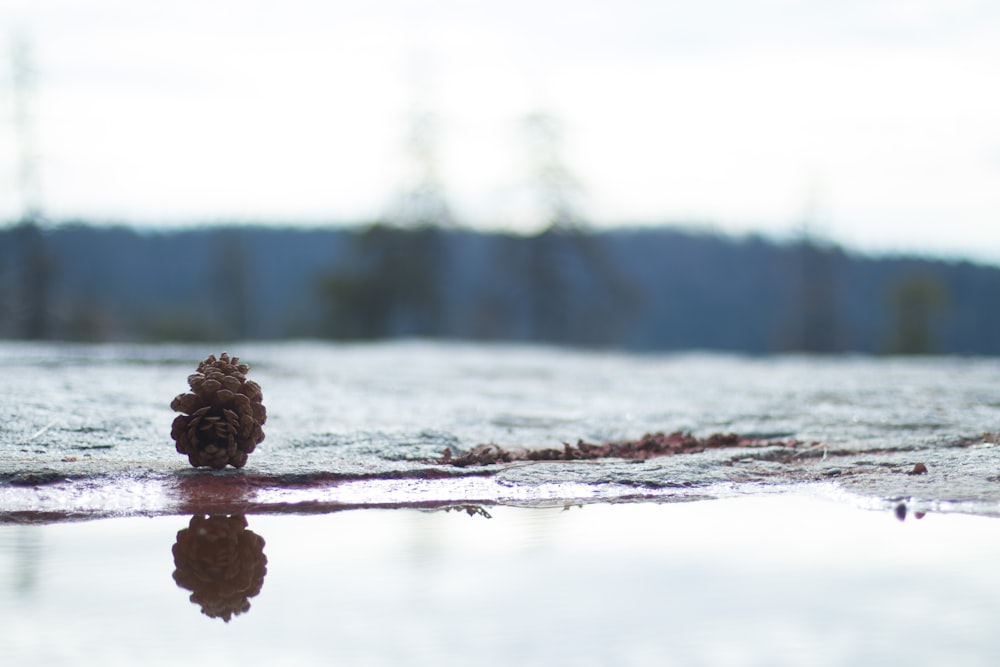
<box><xmin>3</xmin><ymin>494</ymin><xmax>1000</xmax><ymax>667</ymax></box>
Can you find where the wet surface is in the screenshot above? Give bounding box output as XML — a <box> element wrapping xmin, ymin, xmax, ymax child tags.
<box><xmin>1</xmin><ymin>341</ymin><xmax>1000</xmax><ymax>520</ymax></box>
<box><xmin>4</xmin><ymin>496</ymin><xmax>1000</xmax><ymax>667</ymax></box>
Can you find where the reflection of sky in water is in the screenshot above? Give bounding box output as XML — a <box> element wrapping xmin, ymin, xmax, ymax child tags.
<box><xmin>2</xmin><ymin>495</ymin><xmax>1000</xmax><ymax>665</ymax></box>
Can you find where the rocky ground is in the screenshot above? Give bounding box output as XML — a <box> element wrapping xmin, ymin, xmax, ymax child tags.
<box><xmin>2</xmin><ymin>341</ymin><xmax>999</xmax><ymax>522</ymax></box>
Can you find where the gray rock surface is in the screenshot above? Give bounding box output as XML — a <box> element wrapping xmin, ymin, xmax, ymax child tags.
<box><xmin>2</xmin><ymin>341</ymin><xmax>998</xmax><ymax>520</ymax></box>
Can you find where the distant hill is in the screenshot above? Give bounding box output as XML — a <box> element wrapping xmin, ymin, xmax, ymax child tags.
<box><xmin>1</xmin><ymin>221</ymin><xmax>997</xmax><ymax>354</ymax></box>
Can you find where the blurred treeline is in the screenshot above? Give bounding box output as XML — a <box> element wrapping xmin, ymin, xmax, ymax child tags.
<box><xmin>0</xmin><ymin>221</ymin><xmax>996</xmax><ymax>354</ymax></box>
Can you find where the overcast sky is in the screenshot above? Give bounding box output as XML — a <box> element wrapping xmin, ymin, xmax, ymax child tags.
<box><xmin>2</xmin><ymin>0</ymin><xmax>999</xmax><ymax>263</ymax></box>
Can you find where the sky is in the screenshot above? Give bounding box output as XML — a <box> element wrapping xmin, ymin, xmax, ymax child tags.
<box><xmin>2</xmin><ymin>0</ymin><xmax>999</xmax><ymax>264</ymax></box>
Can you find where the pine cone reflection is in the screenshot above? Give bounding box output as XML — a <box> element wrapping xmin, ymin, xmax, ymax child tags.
<box><xmin>170</xmin><ymin>352</ymin><xmax>266</xmax><ymax>469</ymax></box>
<box><xmin>172</xmin><ymin>515</ymin><xmax>267</xmax><ymax>622</ymax></box>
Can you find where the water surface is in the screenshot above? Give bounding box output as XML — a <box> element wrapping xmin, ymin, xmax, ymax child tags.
<box><xmin>3</xmin><ymin>495</ymin><xmax>1000</xmax><ymax>666</ymax></box>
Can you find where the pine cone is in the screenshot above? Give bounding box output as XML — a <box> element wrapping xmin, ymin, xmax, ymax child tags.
<box><xmin>170</xmin><ymin>352</ymin><xmax>266</xmax><ymax>469</ymax></box>
<box><xmin>172</xmin><ymin>514</ymin><xmax>268</xmax><ymax>622</ymax></box>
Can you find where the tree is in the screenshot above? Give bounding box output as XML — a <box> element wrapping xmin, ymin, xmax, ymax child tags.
<box><xmin>887</xmin><ymin>273</ymin><xmax>947</xmax><ymax>354</ymax></box>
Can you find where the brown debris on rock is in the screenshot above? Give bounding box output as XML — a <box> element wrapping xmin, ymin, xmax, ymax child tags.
<box><xmin>442</xmin><ymin>431</ymin><xmax>794</xmax><ymax>467</ymax></box>
<box><xmin>172</xmin><ymin>514</ymin><xmax>267</xmax><ymax>622</ymax></box>
<box><xmin>170</xmin><ymin>352</ymin><xmax>266</xmax><ymax>469</ymax></box>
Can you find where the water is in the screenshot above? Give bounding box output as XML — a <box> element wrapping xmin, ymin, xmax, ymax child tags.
<box><xmin>3</xmin><ymin>495</ymin><xmax>1000</xmax><ymax>667</ymax></box>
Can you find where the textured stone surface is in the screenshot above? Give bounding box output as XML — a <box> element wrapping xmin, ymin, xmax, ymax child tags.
<box><xmin>1</xmin><ymin>341</ymin><xmax>999</xmax><ymax>520</ymax></box>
